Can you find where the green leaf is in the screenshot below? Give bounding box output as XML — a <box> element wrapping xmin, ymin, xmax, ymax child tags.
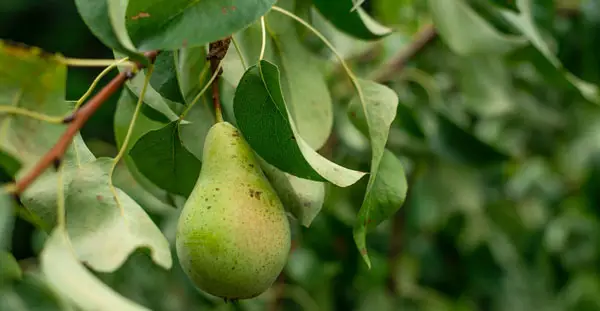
<box><xmin>150</xmin><ymin>51</ymin><xmax>185</xmax><ymax>104</ymax></box>
<box><xmin>346</xmin><ymin>80</ymin><xmax>404</xmax><ymax>267</ymax></box>
<box><xmin>112</xmin><ymin>162</ymin><xmax>174</xmax><ymax>215</ymax></box>
<box><xmin>0</xmin><ymin>251</ymin><xmax>21</xmax><ymax>284</ymax></box>
<box><xmin>500</xmin><ymin>0</ymin><xmax>600</xmax><ymax>104</ymax></box>
<box><xmin>260</xmin><ymin>159</ymin><xmax>325</xmax><ymax>227</ymax></box>
<box><xmin>41</xmin><ymin>228</ymin><xmax>151</xmax><ymax>311</ymax></box>
<box><xmin>233</xmin><ymin>60</ymin><xmax>366</xmax><ymax>187</ymax></box>
<box><xmin>428</xmin><ymin>0</ymin><xmax>526</xmax><ymax>55</ymax></box>
<box><xmin>0</xmin><ymin>41</ymin><xmax>68</xmax><ymax>167</ymax></box>
<box><xmin>115</xmin><ymin>51</ymin><xmax>180</xmax><ymax>122</ymax></box>
<box><xmin>312</xmin><ymin>0</ymin><xmax>393</xmax><ymax>40</ymax></box>
<box><xmin>176</xmin><ymin>46</ymin><xmax>210</xmax><ymax>104</ymax></box>
<box><xmin>430</xmin><ymin>113</ymin><xmax>510</xmax><ymax>166</ymax></box>
<box><xmin>0</xmin><ymin>190</ymin><xmax>13</xmax><ymax>251</ymax></box>
<box><xmin>21</xmin><ymin>158</ymin><xmax>172</xmax><ymax>272</ymax></box>
<box><xmin>74</xmin><ymin>0</ymin><xmax>144</xmax><ymax>63</ymax></box>
<box><xmin>114</xmin><ymin>89</ymin><xmax>173</xmax><ymax>207</ymax></box>
<box><xmin>125</xmin><ymin>0</ymin><xmax>277</xmax><ymax>50</ymax></box>
<box><xmin>269</xmin><ymin>22</ymin><xmax>334</xmax><ymax>150</ymax></box>
<box><xmin>0</xmin><ymin>272</ymin><xmax>75</xmax><ymax>311</ymax></box>
<box><xmin>130</xmin><ymin>121</ymin><xmax>201</xmax><ymax>197</ymax></box>
<box><xmin>458</xmin><ymin>55</ymin><xmax>514</xmax><ymax>117</ymax></box>
<box><xmin>0</xmin><ymin>150</ymin><xmax>20</xmax><ymax>177</ymax></box>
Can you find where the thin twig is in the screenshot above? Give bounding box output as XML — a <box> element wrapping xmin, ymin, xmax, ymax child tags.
<box><xmin>370</xmin><ymin>24</ymin><xmax>437</xmax><ymax>83</ymax></box>
<box><xmin>13</xmin><ymin>51</ymin><xmax>159</xmax><ymax>194</ymax></box>
<box><xmin>207</xmin><ymin>37</ymin><xmax>232</xmax><ymax>123</ymax></box>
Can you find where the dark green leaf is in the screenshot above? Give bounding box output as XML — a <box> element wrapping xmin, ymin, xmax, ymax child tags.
<box><xmin>233</xmin><ymin>60</ymin><xmax>365</xmax><ymax>187</ymax></box>
<box><xmin>428</xmin><ymin>0</ymin><xmax>526</xmax><ymax>55</ymax></box>
<box><xmin>41</xmin><ymin>228</ymin><xmax>151</xmax><ymax>311</ymax></box>
<box><xmin>125</xmin><ymin>0</ymin><xmax>276</xmax><ymax>50</ymax></box>
<box><xmin>0</xmin><ymin>190</ymin><xmax>13</xmax><ymax>251</ymax></box>
<box><xmin>0</xmin><ymin>251</ymin><xmax>21</xmax><ymax>284</ymax></box>
<box><xmin>150</xmin><ymin>51</ymin><xmax>185</xmax><ymax>104</ymax></box>
<box><xmin>130</xmin><ymin>121</ymin><xmax>201</xmax><ymax>197</ymax></box>
<box><xmin>0</xmin><ymin>150</ymin><xmax>20</xmax><ymax>177</ymax></box>
<box><xmin>0</xmin><ymin>272</ymin><xmax>74</xmax><ymax>310</ymax></box>
<box><xmin>176</xmin><ymin>46</ymin><xmax>210</xmax><ymax>104</ymax></box>
<box><xmin>312</xmin><ymin>0</ymin><xmax>392</xmax><ymax>40</ymax></box>
<box><xmin>430</xmin><ymin>113</ymin><xmax>510</xmax><ymax>166</ymax></box>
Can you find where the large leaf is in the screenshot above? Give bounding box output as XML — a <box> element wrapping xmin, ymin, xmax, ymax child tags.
<box><xmin>346</xmin><ymin>80</ymin><xmax>405</xmax><ymax>267</ymax></box>
<box><xmin>21</xmin><ymin>158</ymin><xmax>172</xmax><ymax>272</ymax></box>
<box><xmin>500</xmin><ymin>0</ymin><xmax>600</xmax><ymax>104</ymax></box>
<box><xmin>269</xmin><ymin>20</ymin><xmax>334</xmax><ymax>150</ymax></box>
<box><xmin>0</xmin><ymin>41</ymin><xmax>68</xmax><ymax>167</ymax></box>
<box><xmin>312</xmin><ymin>0</ymin><xmax>392</xmax><ymax>40</ymax></box>
<box><xmin>125</xmin><ymin>0</ymin><xmax>277</xmax><ymax>50</ymax></box>
<box><xmin>41</xmin><ymin>228</ymin><xmax>151</xmax><ymax>311</ymax></box>
<box><xmin>176</xmin><ymin>46</ymin><xmax>210</xmax><ymax>104</ymax></box>
<box><xmin>74</xmin><ymin>0</ymin><xmax>144</xmax><ymax>63</ymax></box>
<box><xmin>129</xmin><ymin>121</ymin><xmax>201</xmax><ymax>197</ymax></box>
<box><xmin>428</xmin><ymin>0</ymin><xmax>526</xmax><ymax>55</ymax></box>
<box><xmin>233</xmin><ymin>60</ymin><xmax>366</xmax><ymax>187</ymax></box>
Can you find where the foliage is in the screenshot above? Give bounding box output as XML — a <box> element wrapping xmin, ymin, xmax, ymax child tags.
<box><xmin>1</xmin><ymin>0</ymin><xmax>600</xmax><ymax>310</ymax></box>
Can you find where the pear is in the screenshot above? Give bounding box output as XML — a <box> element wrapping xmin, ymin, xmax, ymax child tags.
<box><xmin>176</xmin><ymin>121</ymin><xmax>291</xmax><ymax>300</ymax></box>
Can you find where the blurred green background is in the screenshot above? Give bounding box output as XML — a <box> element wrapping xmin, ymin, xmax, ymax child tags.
<box><xmin>2</xmin><ymin>0</ymin><xmax>600</xmax><ymax>310</ymax></box>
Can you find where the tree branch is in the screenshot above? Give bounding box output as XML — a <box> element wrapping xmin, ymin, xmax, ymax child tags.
<box><xmin>13</xmin><ymin>51</ymin><xmax>159</xmax><ymax>195</ymax></box>
<box><xmin>371</xmin><ymin>24</ymin><xmax>437</xmax><ymax>83</ymax></box>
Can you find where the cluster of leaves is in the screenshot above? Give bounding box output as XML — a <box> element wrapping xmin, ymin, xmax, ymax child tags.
<box><xmin>1</xmin><ymin>0</ymin><xmax>600</xmax><ymax>310</ymax></box>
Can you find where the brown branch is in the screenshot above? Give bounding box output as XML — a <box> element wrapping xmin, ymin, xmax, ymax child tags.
<box><xmin>371</xmin><ymin>24</ymin><xmax>437</xmax><ymax>83</ymax></box>
<box><xmin>13</xmin><ymin>51</ymin><xmax>159</xmax><ymax>194</ymax></box>
<box><xmin>207</xmin><ymin>37</ymin><xmax>232</xmax><ymax>120</ymax></box>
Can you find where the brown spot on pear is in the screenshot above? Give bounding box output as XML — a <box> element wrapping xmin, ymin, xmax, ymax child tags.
<box><xmin>176</xmin><ymin>121</ymin><xmax>291</xmax><ymax>300</ymax></box>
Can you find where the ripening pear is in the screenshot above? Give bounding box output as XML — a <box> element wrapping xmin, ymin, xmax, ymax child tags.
<box><xmin>176</xmin><ymin>121</ymin><xmax>291</xmax><ymax>300</ymax></box>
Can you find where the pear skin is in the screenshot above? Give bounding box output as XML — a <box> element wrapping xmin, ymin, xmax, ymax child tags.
<box><xmin>176</xmin><ymin>121</ymin><xmax>291</xmax><ymax>300</ymax></box>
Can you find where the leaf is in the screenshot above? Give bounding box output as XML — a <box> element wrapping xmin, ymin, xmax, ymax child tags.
<box><xmin>114</xmin><ymin>89</ymin><xmax>173</xmax><ymax>207</ymax></box>
<box><xmin>430</xmin><ymin>113</ymin><xmax>510</xmax><ymax>166</ymax></box>
<box><xmin>114</xmin><ymin>51</ymin><xmax>180</xmax><ymax>122</ymax></box>
<box><xmin>500</xmin><ymin>0</ymin><xmax>600</xmax><ymax>104</ymax></box>
<box><xmin>0</xmin><ymin>150</ymin><xmax>20</xmax><ymax>177</ymax></box>
<box><xmin>125</xmin><ymin>0</ymin><xmax>277</xmax><ymax>50</ymax></box>
<box><xmin>346</xmin><ymin>80</ymin><xmax>404</xmax><ymax>267</ymax></box>
<box><xmin>312</xmin><ymin>0</ymin><xmax>392</xmax><ymax>40</ymax></box>
<box><xmin>176</xmin><ymin>46</ymin><xmax>210</xmax><ymax>103</ymax></box>
<box><xmin>74</xmin><ymin>0</ymin><xmax>144</xmax><ymax>63</ymax></box>
<box><xmin>21</xmin><ymin>158</ymin><xmax>172</xmax><ymax>272</ymax></box>
<box><xmin>428</xmin><ymin>0</ymin><xmax>526</xmax><ymax>55</ymax></box>
<box><xmin>0</xmin><ymin>190</ymin><xmax>13</xmax><ymax>251</ymax></box>
<box><xmin>233</xmin><ymin>60</ymin><xmax>366</xmax><ymax>187</ymax></box>
<box><xmin>41</xmin><ymin>228</ymin><xmax>151</xmax><ymax>311</ymax></box>
<box><xmin>0</xmin><ymin>272</ymin><xmax>75</xmax><ymax>311</ymax></box>
<box><xmin>260</xmin><ymin>158</ymin><xmax>325</xmax><ymax>227</ymax></box>
<box><xmin>130</xmin><ymin>121</ymin><xmax>201</xmax><ymax>197</ymax></box>
<box><xmin>0</xmin><ymin>252</ymin><xmax>21</xmax><ymax>284</ymax></box>
<box><xmin>458</xmin><ymin>55</ymin><xmax>514</xmax><ymax>117</ymax></box>
<box><xmin>149</xmin><ymin>51</ymin><xmax>185</xmax><ymax>104</ymax></box>
<box><xmin>269</xmin><ymin>22</ymin><xmax>334</xmax><ymax>150</ymax></box>
<box><xmin>0</xmin><ymin>41</ymin><xmax>68</xmax><ymax>167</ymax></box>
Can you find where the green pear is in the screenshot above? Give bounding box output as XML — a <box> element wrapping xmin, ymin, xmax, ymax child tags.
<box><xmin>176</xmin><ymin>121</ymin><xmax>291</xmax><ymax>300</ymax></box>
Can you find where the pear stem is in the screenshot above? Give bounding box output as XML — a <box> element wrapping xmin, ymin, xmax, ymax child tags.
<box><xmin>207</xmin><ymin>37</ymin><xmax>231</xmax><ymax>123</ymax></box>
